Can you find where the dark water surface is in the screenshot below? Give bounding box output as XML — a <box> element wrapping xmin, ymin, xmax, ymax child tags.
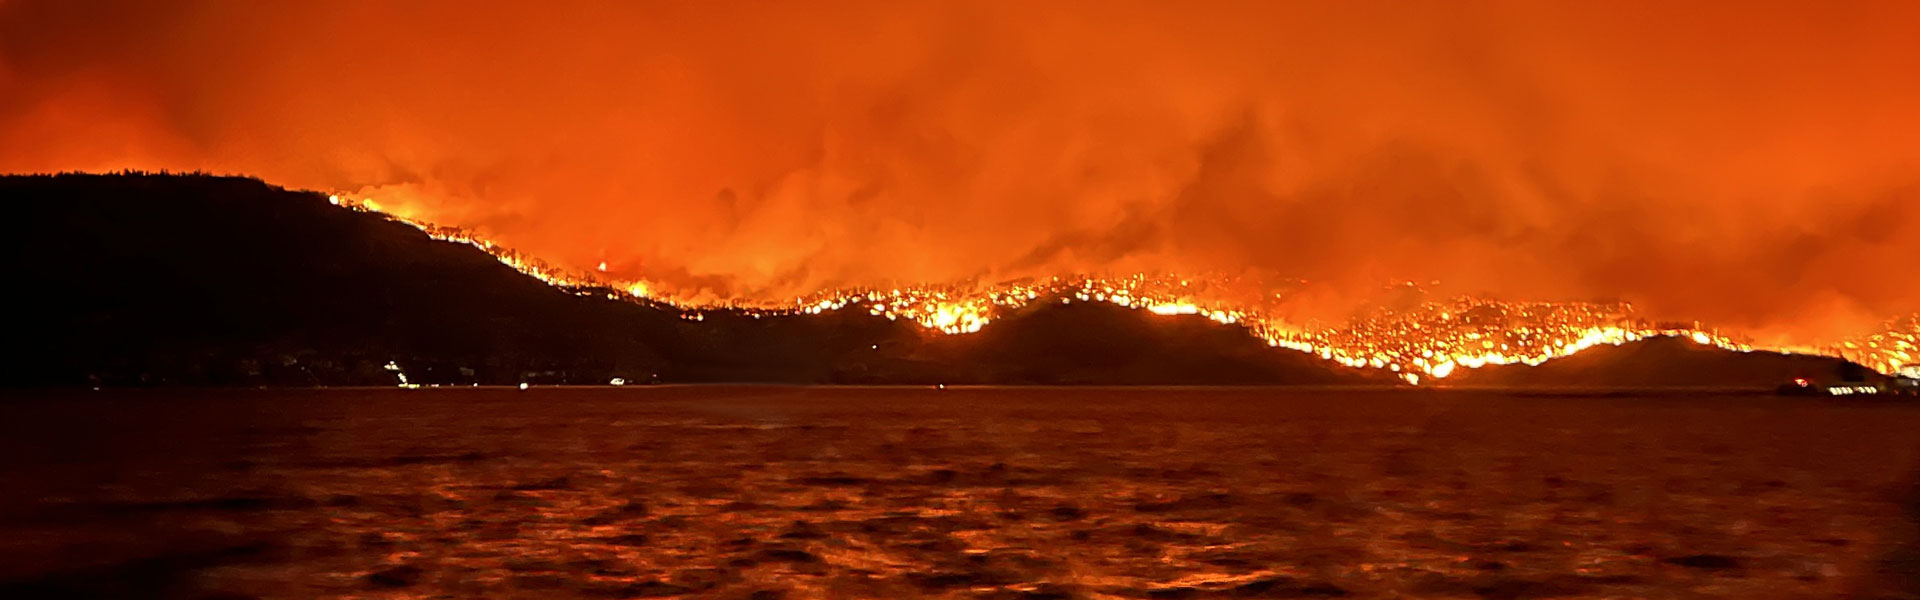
<box><xmin>1</xmin><ymin>387</ymin><xmax>1916</xmax><ymax>599</ymax></box>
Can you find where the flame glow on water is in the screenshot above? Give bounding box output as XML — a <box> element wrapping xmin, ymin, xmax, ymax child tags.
<box><xmin>330</xmin><ymin>194</ymin><xmax>1916</xmax><ymax>383</ymax></box>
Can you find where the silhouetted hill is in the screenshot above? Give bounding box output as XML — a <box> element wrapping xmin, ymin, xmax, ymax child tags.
<box><xmin>3</xmin><ymin>173</ymin><xmax>695</xmax><ymax>386</ymax></box>
<box><xmin>900</xmin><ymin>301</ymin><xmax>1387</xmax><ymax>385</ymax></box>
<box><xmin>1443</xmin><ymin>336</ymin><xmax>1881</xmax><ymax>390</ymax></box>
<box><xmin>0</xmin><ymin>173</ymin><xmax>1378</xmax><ymax>387</ymax></box>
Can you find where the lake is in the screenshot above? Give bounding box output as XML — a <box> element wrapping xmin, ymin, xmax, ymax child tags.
<box><xmin>0</xmin><ymin>387</ymin><xmax>1915</xmax><ymax>598</ymax></box>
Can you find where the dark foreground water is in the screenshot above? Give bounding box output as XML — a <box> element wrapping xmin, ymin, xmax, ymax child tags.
<box><xmin>0</xmin><ymin>387</ymin><xmax>1916</xmax><ymax>599</ymax></box>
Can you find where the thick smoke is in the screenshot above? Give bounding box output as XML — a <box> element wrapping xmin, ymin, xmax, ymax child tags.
<box><xmin>2</xmin><ymin>1</ymin><xmax>1916</xmax><ymax>342</ymax></box>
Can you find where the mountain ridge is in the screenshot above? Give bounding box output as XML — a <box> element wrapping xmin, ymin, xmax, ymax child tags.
<box><xmin>0</xmin><ymin>172</ymin><xmax>1880</xmax><ymax>390</ymax></box>
<box><xmin>0</xmin><ymin>172</ymin><xmax>1388</xmax><ymax>387</ymax></box>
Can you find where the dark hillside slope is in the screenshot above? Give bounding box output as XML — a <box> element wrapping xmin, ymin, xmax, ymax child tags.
<box><xmin>0</xmin><ymin>173</ymin><xmax>1378</xmax><ymax>387</ymax></box>
<box><xmin>2</xmin><ymin>173</ymin><xmax>683</xmax><ymax>386</ymax></box>
<box><xmin>1445</xmin><ymin>336</ymin><xmax>1880</xmax><ymax>389</ymax></box>
<box><xmin>906</xmin><ymin>301</ymin><xmax>1390</xmax><ymax>385</ymax></box>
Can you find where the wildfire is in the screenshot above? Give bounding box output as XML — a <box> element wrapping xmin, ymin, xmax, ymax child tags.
<box><xmin>329</xmin><ymin>193</ymin><xmax>1913</xmax><ymax>383</ymax></box>
<box><xmin>1830</xmin><ymin>314</ymin><xmax>1920</xmax><ymax>376</ymax></box>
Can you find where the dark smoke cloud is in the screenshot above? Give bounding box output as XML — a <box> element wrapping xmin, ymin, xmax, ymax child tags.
<box><xmin>3</xmin><ymin>0</ymin><xmax>1916</xmax><ymax>342</ymax></box>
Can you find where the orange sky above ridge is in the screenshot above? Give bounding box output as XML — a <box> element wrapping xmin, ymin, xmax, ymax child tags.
<box><xmin>3</xmin><ymin>1</ymin><xmax>1917</xmax><ymax>343</ymax></box>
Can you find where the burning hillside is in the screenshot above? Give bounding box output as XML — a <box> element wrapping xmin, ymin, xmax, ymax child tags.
<box><xmin>327</xmin><ymin>192</ymin><xmax>1911</xmax><ymax>384</ymax></box>
<box><xmin>3</xmin><ymin>1</ymin><xmax>1918</xmax><ymax>357</ymax></box>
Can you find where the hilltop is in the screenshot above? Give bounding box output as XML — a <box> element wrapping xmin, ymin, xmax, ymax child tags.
<box><xmin>1442</xmin><ymin>335</ymin><xmax>1882</xmax><ymax>390</ymax></box>
<box><xmin>0</xmin><ymin>173</ymin><xmax>1384</xmax><ymax>387</ymax></box>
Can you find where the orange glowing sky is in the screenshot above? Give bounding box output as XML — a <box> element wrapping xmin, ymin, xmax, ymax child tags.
<box><xmin>2</xmin><ymin>1</ymin><xmax>1917</xmax><ymax>343</ymax></box>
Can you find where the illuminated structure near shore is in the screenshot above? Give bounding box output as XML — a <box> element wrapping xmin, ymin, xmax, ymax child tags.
<box><xmin>330</xmin><ymin>194</ymin><xmax>1915</xmax><ymax>385</ymax></box>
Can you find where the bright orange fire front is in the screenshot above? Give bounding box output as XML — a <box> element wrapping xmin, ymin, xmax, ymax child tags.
<box><xmin>332</xmin><ymin>195</ymin><xmax>1912</xmax><ymax>384</ymax></box>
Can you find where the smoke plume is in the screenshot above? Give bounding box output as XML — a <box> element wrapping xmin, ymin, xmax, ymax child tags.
<box><xmin>3</xmin><ymin>0</ymin><xmax>1917</xmax><ymax>342</ymax></box>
